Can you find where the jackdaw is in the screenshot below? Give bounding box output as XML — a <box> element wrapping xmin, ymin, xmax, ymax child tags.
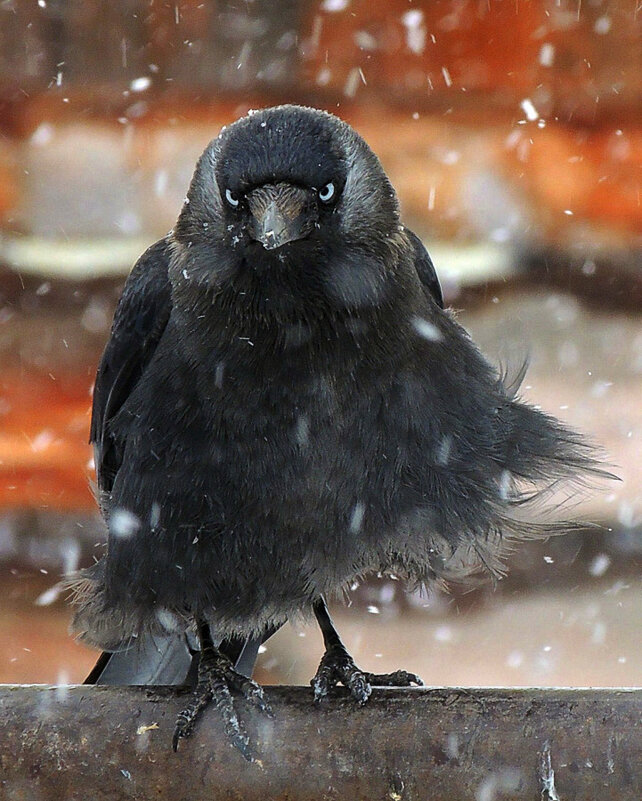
<box><xmin>70</xmin><ymin>104</ymin><xmax>607</xmax><ymax>757</ymax></box>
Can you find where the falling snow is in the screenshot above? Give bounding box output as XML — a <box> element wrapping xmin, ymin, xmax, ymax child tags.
<box><xmin>110</xmin><ymin>508</ymin><xmax>141</xmax><ymax>538</ymax></box>
<box><xmin>412</xmin><ymin>317</ymin><xmax>443</xmax><ymax>342</ymax></box>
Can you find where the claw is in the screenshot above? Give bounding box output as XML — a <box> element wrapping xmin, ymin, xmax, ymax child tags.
<box><xmin>172</xmin><ymin>648</ymin><xmax>269</xmax><ymax>758</ymax></box>
<box><xmin>311</xmin><ymin>644</ymin><xmax>420</xmax><ymax>705</ymax></box>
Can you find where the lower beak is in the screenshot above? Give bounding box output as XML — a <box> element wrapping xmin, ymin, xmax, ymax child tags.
<box><xmin>247</xmin><ymin>183</ymin><xmax>317</xmax><ymax>250</ymax></box>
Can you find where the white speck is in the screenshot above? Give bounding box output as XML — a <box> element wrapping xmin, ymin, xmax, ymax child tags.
<box><xmin>130</xmin><ymin>76</ymin><xmax>151</xmax><ymax>92</ymax></box>
<box><xmin>55</xmin><ymin>671</ymin><xmax>70</xmax><ymax>701</ymax></box>
<box><xmin>581</xmin><ymin>259</ymin><xmax>596</xmax><ymax>275</ymax></box>
<box><xmin>349</xmin><ymin>502</ymin><xmax>365</xmax><ymax>533</ymax></box>
<box><xmin>214</xmin><ymin>362</ymin><xmax>225</xmax><ymax>389</ymax></box>
<box><xmin>35</xmin><ymin>584</ymin><xmax>62</xmax><ymax>607</ymax></box>
<box><xmin>258</xmin><ymin>645</ymin><xmax>267</xmax><ymax>654</ymax></box>
<box><xmin>149</xmin><ymin>502</ymin><xmax>161</xmax><ymax>529</ymax></box>
<box><xmin>116</xmin><ymin>210</ymin><xmax>141</xmax><ymax>236</ymax></box>
<box><xmin>260</xmin><ymin>121</ymin><xmax>267</xmax><ymax>128</ymax></box>
<box><xmin>120</xmin><ymin>769</ymin><xmax>132</xmax><ymax>780</ymax></box>
<box><xmin>110</xmin><ymin>508</ymin><xmax>141</xmax><ymax>538</ymax></box>
<box><xmin>428</xmin><ymin>186</ymin><xmax>436</xmax><ymax>210</ymax></box>
<box><xmin>154</xmin><ymin>169</ymin><xmax>168</xmax><ymax>197</ymax></box>
<box><xmin>543</xmin><ymin>645</ymin><xmax>552</xmax><ymax>652</ymax></box>
<box><xmin>590</xmin><ymin>380</ymin><xmax>612</xmax><ymax>398</ymax></box>
<box><xmin>37</xmin><ymin>0</ymin><xmax>46</xmax><ymax>6</ymax></box>
<box><xmin>316</xmin><ymin>67</ymin><xmax>331</xmax><ymax>86</ymax></box>
<box><xmin>344</xmin><ymin>67</ymin><xmax>362</xmax><ymax>98</ymax></box>
<box><xmin>498</xmin><ymin>469</ymin><xmax>512</xmax><ymax>500</ymax></box>
<box><xmin>594</xmin><ymin>15</ymin><xmax>611</xmax><ymax>34</ymax></box>
<box><xmin>591</xmin><ymin>621</ymin><xmax>607</xmax><ymax>645</ymax></box>
<box><xmin>616</xmin><ymin>501</ymin><xmax>641</xmax><ymax>529</ymax></box>
<box><xmin>182</xmin><ymin>268</ymin><xmax>190</xmax><ymax>280</ymax></box>
<box><xmin>61</xmin><ymin>538</ymin><xmax>80</xmax><ymax>574</ymax></box>
<box><xmin>156</xmin><ymin>607</ymin><xmax>180</xmax><ymax>631</ymax></box>
<box><xmin>436</xmin><ymin>435</ymin><xmax>452</xmax><ymax>466</ymax></box>
<box><xmin>617</xmin><ymin>656</ymin><xmax>627</xmax><ymax>664</ymax></box>
<box><xmin>367</xmin><ymin>605</ymin><xmax>380</xmax><ymax>614</ymax></box>
<box><xmin>30</xmin><ymin>123</ymin><xmax>54</xmax><ymax>146</ymax></box>
<box><xmin>441</xmin><ymin>150</ymin><xmax>460</xmax><ymax>165</ymax></box>
<box><xmin>441</xmin><ymin>66</ymin><xmax>452</xmax><ymax>87</ymax></box>
<box><xmin>564</xmin><ymin>209</ymin><xmax>573</xmax><ymax>216</ymax></box>
<box><xmin>401</xmin><ymin>10</ymin><xmax>426</xmax><ymax>54</ymax></box>
<box><xmin>476</xmin><ymin>768</ymin><xmax>523</xmax><ymax>801</ymax></box>
<box><xmin>434</xmin><ymin>625</ymin><xmax>452</xmax><ymax>643</ymax></box>
<box><xmin>446</xmin><ymin>733</ymin><xmax>459</xmax><ymax>759</ymax></box>
<box><xmin>354</xmin><ymin>30</ymin><xmax>377</xmax><ymax>51</ymax></box>
<box><xmin>81</xmin><ymin>300</ymin><xmax>110</xmax><ymax>333</ymax></box>
<box><xmin>543</xmin><ymin>555</ymin><xmax>554</xmax><ymax>564</ymax></box>
<box><xmin>589</xmin><ymin>553</ymin><xmax>611</xmax><ymax>577</ymax></box>
<box><xmin>31</xmin><ymin>430</ymin><xmax>54</xmax><ymax>453</ymax></box>
<box><xmin>506</xmin><ymin>650</ymin><xmax>523</xmax><ymax>669</ymax></box>
<box><xmin>520</xmin><ymin>98</ymin><xmax>539</xmax><ymax>121</ymax></box>
<box><xmin>321</xmin><ymin>0</ymin><xmax>348</xmax><ymax>11</ymax></box>
<box><xmin>412</xmin><ymin>316</ymin><xmax>443</xmax><ymax>342</ymax></box>
<box><xmin>295</xmin><ymin>414</ymin><xmax>309</xmax><ymax>447</ymax></box>
<box><xmin>539</xmin><ymin>43</ymin><xmax>555</xmax><ymax>67</ymax></box>
<box><xmin>490</xmin><ymin>227</ymin><xmax>511</xmax><ymax>243</ymax></box>
<box><xmin>401</xmin><ymin>9</ymin><xmax>423</xmax><ymax>28</ymax></box>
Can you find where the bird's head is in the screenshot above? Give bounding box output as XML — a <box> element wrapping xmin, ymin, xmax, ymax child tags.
<box><xmin>171</xmin><ymin>106</ymin><xmax>403</xmax><ymax>314</ymax></box>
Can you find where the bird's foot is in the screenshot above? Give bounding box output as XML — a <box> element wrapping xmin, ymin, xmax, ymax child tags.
<box><xmin>173</xmin><ymin>647</ymin><xmax>271</xmax><ymax>759</ymax></box>
<box><xmin>311</xmin><ymin>643</ymin><xmax>423</xmax><ymax>705</ymax></box>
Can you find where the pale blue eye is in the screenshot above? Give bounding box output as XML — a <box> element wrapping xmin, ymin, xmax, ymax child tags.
<box><xmin>318</xmin><ymin>182</ymin><xmax>335</xmax><ymax>203</ymax></box>
<box><xmin>225</xmin><ymin>188</ymin><xmax>240</xmax><ymax>207</ymax></box>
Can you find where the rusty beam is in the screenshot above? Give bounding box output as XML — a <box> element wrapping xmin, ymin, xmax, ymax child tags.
<box><xmin>1</xmin><ymin>685</ymin><xmax>640</xmax><ymax>800</ymax></box>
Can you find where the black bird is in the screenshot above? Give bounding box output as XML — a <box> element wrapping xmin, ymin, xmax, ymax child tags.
<box><xmin>71</xmin><ymin>105</ymin><xmax>605</xmax><ymax>756</ymax></box>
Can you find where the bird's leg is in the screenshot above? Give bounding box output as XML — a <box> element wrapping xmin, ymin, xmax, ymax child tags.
<box><xmin>173</xmin><ymin>619</ymin><xmax>271</xmax><ymax>759</ymax></box>
<box><xmin>311</xmin><ymin>597</ymin><xmax>423</xmax><ymax>704</ymax></box>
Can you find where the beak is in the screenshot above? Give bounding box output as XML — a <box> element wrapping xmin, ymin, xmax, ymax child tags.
<box><xmin>247</xmin><ymin>183</ymin><xmax>317</xmax><ymax>250</ymax></box>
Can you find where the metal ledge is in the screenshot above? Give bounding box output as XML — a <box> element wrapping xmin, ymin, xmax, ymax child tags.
<box><xmin>1</xmin><ymin>685</ymin><xmax>640</xmax><ymax>800</ymax></box>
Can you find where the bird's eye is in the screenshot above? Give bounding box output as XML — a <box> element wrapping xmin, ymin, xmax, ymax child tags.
<box><xmin>318</xmin><ymin>182</ymin><xmax>336</xmax><ymax>204</ymax></box>
<box><xmin>225</xmin><ymin>188</ymin><xmax>240</xmax><ymax>208</ymax></box>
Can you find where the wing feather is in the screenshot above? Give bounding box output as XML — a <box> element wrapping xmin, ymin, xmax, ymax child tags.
<box><xmin>90</xmin><ymin>237</ymin><xmax>172</xmax><ymax>496</ymax></box>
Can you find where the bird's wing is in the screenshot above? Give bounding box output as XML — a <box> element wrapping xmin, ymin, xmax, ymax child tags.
<box><xmin>90</xmin><ymin>237</ymin><xmax>173</xmax><ymax>496</ymax></box>
<box><xmin>403</xmin><ymin>226</ymin><xmax>444</xmax><ymax>309</ymax></box>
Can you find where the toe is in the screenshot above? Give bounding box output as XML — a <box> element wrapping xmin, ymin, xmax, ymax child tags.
<box><xmin>364</xmin><ymin>669</ymin><xmax>423</xmax><ymax>687</ymax></box>
<box><xmin>345</xmin><ymin>670</ymin><xmax>372</xmax><ymax>704</ymax></box>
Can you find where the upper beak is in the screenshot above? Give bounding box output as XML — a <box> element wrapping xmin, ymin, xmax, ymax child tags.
<box><xmin>247</xmin><ymin>183</ymin><xmax>317</xmax><ymax>250</ymax></box>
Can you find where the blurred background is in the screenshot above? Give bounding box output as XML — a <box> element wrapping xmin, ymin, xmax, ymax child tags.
<box><xmin>0</xmin><ymin>0</ymin><xmax>639</xmax><ymax>689</ymax></box>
